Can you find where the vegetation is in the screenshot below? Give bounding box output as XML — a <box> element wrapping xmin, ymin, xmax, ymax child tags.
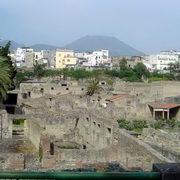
<box><xmin>86</xmin><ymin>79</ymin><xmax>101</xmax><ymax>96</ymax></box>
<box><xmin>14</xmin><ymin>58</ymin><xmax>180</xmax><ymax>88</ymax></box>
<box><xmin>117</xmin><ymin>117</ymin><xmax>180</xmax><ymax>132</ymax></box>
<box><xmin>0</xmin><ymin>41</ymin><xmax>16</xmax><ymax>80</ymax></box>
<box><xmin>117</xmin><ymin>119</ymin><xmax>148</xmax><ymax>132</ymax></box>
<box><xmin>34</xmin><ymin>64</ymin><xmax>45</xmax><ymax>79</ymax></box>
<box><xmin>0</xmin><ymin>41</ymin><xmax>15</xmax><ymax>100</ymax></box>
<box><xmin>0</xmin><ymin>57</ymin><xmax>12</xmax><ymax>100</ymax></box>
<box><xmin>13</xmin><ymin>119</ymin><xmax>25</xmax><ymax>125</ymax></box>
<box><xmin>151</xmin><ymin>118</ymin><xmax>179</xmax><ymax>129</ymax></box>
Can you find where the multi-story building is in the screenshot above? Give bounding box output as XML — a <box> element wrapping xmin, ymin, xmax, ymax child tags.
<box><xmin>75</xmin><ymin>50</ymin><xmax>111</xmax><ymax>67</ymax></box>
<box><xmin>55</xmin><ymin>50</ymin><xmax>78</xmax><ymax>69</ymax></box>
<box><xmin>112</xmin><ymin>56</ymin><xmax>142</xmax><ymax>69</ymax></box>
<box><xmin>34</xmin><ymin>50</ymin><xmax>55</xmax><ymax>68</ymax></box>
<box><xmin>11</xmin><ymin>47</ymin><xmax>34</xmax><ymax>68</ymax></box>
<box><xmin>143</xmin><ymin>50</ymin><xmax>180</xmax><ymax>71</ymax></box>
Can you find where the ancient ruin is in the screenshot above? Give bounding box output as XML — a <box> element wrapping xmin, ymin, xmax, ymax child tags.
<box><xmin>1</xmin><ymin>79</ymin><xmax>180</xmax><ymax>171</ymax></box>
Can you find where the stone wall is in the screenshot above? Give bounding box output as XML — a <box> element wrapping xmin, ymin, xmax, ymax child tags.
<box><xmin>18</xmin><ymin>82</ymin><xmax>86</xmax><ymax>102</ymax></box>
<box><xmin>0</xmin><ymin>153</ymin><xmax>40</xmax><ymax>170</ymax></box>
<box><xmin>26</xmin><ymin>118</ymin><xmax>43</xmax><ymax>149</ymax></box>
<box><xmin>113</xmin><ymin>80</ymin><xmax>180</xmax><ymax>104</ymax></box>
<box><xmin>0</xmin><ymin>110</ymin><xmax>12</xmax><ymax>139</ymax></box>
<box><xmin>49</xmin><ymin>130</ymin><xmax>172</xmax><ymax>171</ymax></box>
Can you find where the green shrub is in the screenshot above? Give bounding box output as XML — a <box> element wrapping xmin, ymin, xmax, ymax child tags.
<box><xmin>151</xmin><ymin>118</ymin><xmax>178</xmax><ymax>129</ymax></box>
<box><xmin>117</xmin><ymin>119</ymin><xmax>148</xmax><ymax>132</ymax></box>
<box><xmin>13</xmin><ymin>119</ymin><xmax>25</xmax><ymax>125</ymax></box>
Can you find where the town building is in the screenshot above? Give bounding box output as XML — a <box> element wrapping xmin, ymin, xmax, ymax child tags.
<box><xmin>112</xmin><ymin>56</ymin><xmax>142</xmax><ymax>69</ymax></box>
<box><xmin>55</xmin><ymin>50</ymin><xmax>78</xmax><ymax>69</ymax></box>
<box><xmin>34</xmin><ymin>50</ymin><xmax>55</xmax><ymax>68</ymax></box>
<box><xmin>11</xmin><ymin>47</ymin><xmax>34</xmax><ymax>68</ymax></box>
<box><xmin>143</xmin><ymin>50</ymin><xmax>180</xmax><ymax>71</ymax></box>
<box><xmin>75</xmin><ymin>50</ymin><xmax>112</xmax><ymax>68</ymax></box>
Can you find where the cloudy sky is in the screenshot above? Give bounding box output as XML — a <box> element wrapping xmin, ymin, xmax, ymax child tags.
<box><xmin>0</xmin><ymin>0</ymin><xmax>180</xmax><ymax>54</ymax></box>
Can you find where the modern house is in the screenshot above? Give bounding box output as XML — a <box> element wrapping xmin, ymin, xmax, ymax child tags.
<box><xmin>143</xmin><ymin>50</ymin><xmax>180</xmax><ymax>71</ymax></box>
<box><xmin>55</xmin><ymin>50</ymin><xmax>78</xmax><ymax>69</ymax></box>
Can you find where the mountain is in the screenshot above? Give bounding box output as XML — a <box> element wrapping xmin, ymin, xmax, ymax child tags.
<box><xmin>30</xmin><ymin>44</ymin><xmax>60</xmax><ymax>51</ymax></box>
<box><xmin>0</xmin><ymin>35</ymin><xmax>144</xmax><ymax>56</ymax></box>
<box><xmin>0</xmin><ymin>40</ymin><xmax>24</xmax><ymax>50</ymax></box>
<box><xmin>0</xmin><ymin>40</ymin><xmax>60</xmax><ymax>51</ymax></box>
<box><xmin>64</xmin><ymin>35</ymin><xmax>144</xmax><ymax>56</ymax></box>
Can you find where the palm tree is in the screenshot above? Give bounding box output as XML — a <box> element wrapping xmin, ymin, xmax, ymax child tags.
<box><xmin>0</xmin><ymin>56</ymin><xmax>12</xmax><ymax>100</ymax></box>
<box><xmin>86</xmin><ymin>79</ymin><xmax>101</xmax><ymax>96</ymax></box>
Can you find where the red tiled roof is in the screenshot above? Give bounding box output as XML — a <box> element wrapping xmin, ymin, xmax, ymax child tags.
<box><xmin>149</xmin><ymin>103</ymin><xmax>180</xmax><ymax>109</ymax></box>
<box><xmin>106</xmin><ymin>94</ymin><xmax>129</xmax><ymax>102</ymax></box>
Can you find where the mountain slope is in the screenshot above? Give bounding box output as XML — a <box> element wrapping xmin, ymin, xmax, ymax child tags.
<box><xmin>0</xmin><ymin>40</ymin><xmax>24</xmax><ymax>50</ymax></box>
<box><xmin>30</xmin><ymin>44</ymin><xmax>60</xmax><ymax>51</ymax></box>
<box><xmin>64</xmin><ymin>35</ymin><xmax>144</xmax><ymax>56</ymax></box>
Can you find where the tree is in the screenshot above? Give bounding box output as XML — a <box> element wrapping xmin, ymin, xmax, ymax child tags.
<box><xmin>119</xmin><ymin>58</ymin><xmax>127</xmax><ymax>70</ymax></box>
<box><xmin>86</xmin><ymin>79</ymin><xmax>101</xmax><ymax>96</ymax></box>
<box><xmin>0</xmin><ymin>41</ymin><xmax>16</xmax><ymax>81</ymax></box>
<box><xmin>134</xmin><ymin>63</ymin><xmax>150</xmax><ymax>80</ymax></box>
<box><xmin>168</xmin><ymin>62</ymin><xmax>180</xmax><ymax>73</ymax></box>
<box><xmin>0</xmin><ymin>56</ymin><xmax>12</xmax><ymax>100</ymax></box>
<box><xmin>34</xmin><ymin>64</ymin><xmax>44</xmax><ymax>78</ymax></box>
<box><xmin>0</xmin><ymin>41</ymin><xmax>11</xmax><ymax>57</ymax></box>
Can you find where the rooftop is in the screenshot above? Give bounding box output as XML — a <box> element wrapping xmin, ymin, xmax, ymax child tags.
<box><xmin>148</xmin><ymin>103</ymin><xmax>180</xmax><ymax>109</ymax></box>
<box><xmin>106</xmin><ymin>94</ymin><xmax>129</xmax><ymax>102</ymax></box>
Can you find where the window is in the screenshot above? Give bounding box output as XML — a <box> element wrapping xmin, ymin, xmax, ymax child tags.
<box><xmin>66</xmin><ymin>88</ymin><xmax>69</xmax><ymax>90</ymax></box>
<box><xmin>51</xmin><ymin>87</ymin><xmax>54</xmax><ymax>90</ymax></box>
<box><xmin>50</xmin><ymin>143</ymin><xmax>54</xmax><ymax>155</ymax></box>
<box><xmin>22</xmin><ymin>93</ymin><xmax>28</xmax><ymax>99</ymax></box>
<box><xmin>40</xmin><ymin>88</ymin><xmax>44</xmax><ymax>94</ymax></box>
<box><xmin>28</xmin><ymin>92</ymin><xmax>31</xmax><ymax>97</ymax></box>
<box><xmin>107</xmin><ymin>128</ymin><xmax>111</xmax><ymax>134</ymax></box>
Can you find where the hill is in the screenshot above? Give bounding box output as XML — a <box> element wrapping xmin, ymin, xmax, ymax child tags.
<box><xmin>63</xmin><ymin>35</ymin><xmax>144</xmax><ymax>56</ymax></box>
<box><xmin>0</xmin><ymin>36</ymin><xmax>144</xmax><ymax>56</ymax></box>
<box><xmin>0</xmin><ymin>40</ymin><xmax>24</xmax><ymax>50</ymax></box>
<box><xmin>30</xmin><ymin>44</ymin><xmax>60</xmax><ymax>51</ymax></box>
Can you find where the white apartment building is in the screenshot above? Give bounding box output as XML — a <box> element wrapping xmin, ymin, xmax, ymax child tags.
<box><xmin>11</xmin><ymin>47</ymin><xmax>34</xmax><ymax>68</ymax></box>
<box><xmin>75</xmin><ymin>50</ymin><xmax>111</xmax><ymax>67</ymax></box>
<box><xmin>143</xmin><ymin>50</ymin><xmax>180</xmax><ymax>71</ymax></box>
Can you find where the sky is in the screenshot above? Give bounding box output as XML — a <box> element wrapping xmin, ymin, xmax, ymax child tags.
<box><xmin>0</xmin><ymin>0</ymin><xmax>180</xmax><ymax>54</ymax></box>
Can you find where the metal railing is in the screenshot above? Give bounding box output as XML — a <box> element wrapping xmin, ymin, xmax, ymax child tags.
<box><xmin>0</xmin><ymin>171</ymin><xmax>161</xmax><ymax>180</ymax></box>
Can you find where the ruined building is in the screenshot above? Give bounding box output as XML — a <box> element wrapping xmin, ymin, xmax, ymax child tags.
<box><xmin>1</xmin><ymin>80</ymin><xmax>180</xmax><ymax>171</ymax></box>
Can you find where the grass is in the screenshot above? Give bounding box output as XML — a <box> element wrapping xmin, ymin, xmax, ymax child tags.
<box><xmin>13</xmin><ymin>119</ymin><xmax>25</xmax><ymax>125</ymax></box>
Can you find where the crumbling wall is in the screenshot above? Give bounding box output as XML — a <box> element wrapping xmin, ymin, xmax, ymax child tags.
<box><xmin>114</xmin><ymin>130</ymin><xmax>172</xmax><ymax>170</ymax></box>
<box><xmin>52</xmin><ymin>129</ymin><xmax>172</xmax><ymax>171</ymax></box>
<box><xmin>0</xmin><ymin>110</ymin><xmax>12</xmax><ymax>138</ymax></box>
<box><xmin>77</xmin><ymin>113</ymin><xmax>115</xmax><ymax>150</ymax></box>
<box><xmin>18</xmin><ymin>82</ymin><xmax>86</xmax><ymax>102</ymax></box>
<box><xmin>26</xmin><ymin>119</ymin><xmax>42</xmax><ymax>149</ymax></box>
<box><xmin>0</xmin><ymin>153</ymin><xmax>40</xmax><ymax>170</ymax></box>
